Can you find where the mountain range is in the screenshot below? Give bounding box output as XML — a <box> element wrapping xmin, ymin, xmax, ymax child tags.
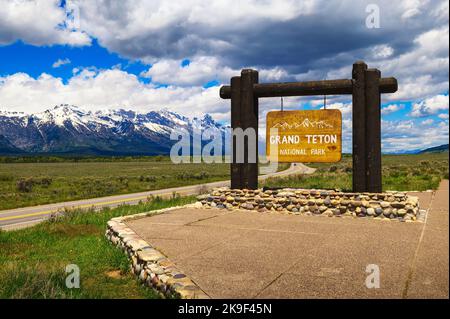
<box><xmin>0</xmin><ymin>105</ymin><xmax>447</xmax><ymax>156</ymax></box>
<box><xmin>0</xmin><ymin>105</ymin><xmax>226</xmax><ymax>155</ymax></box>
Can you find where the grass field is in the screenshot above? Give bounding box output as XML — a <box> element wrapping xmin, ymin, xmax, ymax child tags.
<box><xmin>262</xmin><ymin>152</ymin><xmax>449</xmax><ymax>192</ymax></box>
<box><xmin>0</xmin><ymin>159</ymin><xmax>230</xmax><ymax>210</ymax></box>
<box><xmin>0</xmin><ymin>196</ymin><xmax>195</xmax><ymax>298</ymax></box>
<box><xmin>0</xmin><ymin>157</ymin><xmax>289</xmax><ymax>210</ymax></box>
<box><xmin>0</xmin><ymin>152</ymin><xmax>447</xmax><ymax>210</ymax></box>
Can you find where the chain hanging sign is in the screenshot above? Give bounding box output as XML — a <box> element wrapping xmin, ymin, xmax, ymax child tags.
<box><xmin>266</xmin><ymin>109</ymin><xmax>342</xmax><ymax>163</ymax></box>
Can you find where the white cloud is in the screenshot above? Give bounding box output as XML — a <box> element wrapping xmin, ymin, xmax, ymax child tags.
<box><xmin>372</xmin><ymin>45</ymin><xmax>394</xmax><ymax>59</ymax></box>
<box><xmin>0</xmin><ymin>69</ymin><xmax>227</xmax><ymax>121</ymax></box>
<box><xmin>410</xmin><ymin>94</ymin><xmax>449</xmax><ymax>117</ymax></box>
<box><xmin>52</xmin><ymin>58</ymin><xmax>71</xmax><ymax>68</ymax></box>
<box><xmin>381</xmin><ymin>118</ymin><xmax>449</xmax><ymax>153</ymax></box>
<box><xmin>141</xmin><ymin>57</ymin><xmax>234</xmax><ymax>86</ymax></box>
<box><xmin>381</xmin><ymin>104</ymin><xmax>405</xmax><ymax>115</ymax></box>
<box><xmin>0</xmin><ymin>0</ymin><xmax>91</xmax><ymax>46</ymax></box>
<box><xmin>142</xmin><ymin>56</ymin><xmax>290</xmax><ymax>87</ymax></box>
<box><xmin>421</xmin><ymin>118</ymin><xmax>434</xmax><ymax>125</ymax></box>
<box><xmin>438</xmin><ymin>113</ymin><xmax>449</xmax><ymax>119</ymax></box>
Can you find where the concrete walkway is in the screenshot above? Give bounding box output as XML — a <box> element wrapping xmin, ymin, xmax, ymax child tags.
<box><xmin>126</xmin><ymin>181</ymin><xmax>448</xmax><ymax>299</ymax></box>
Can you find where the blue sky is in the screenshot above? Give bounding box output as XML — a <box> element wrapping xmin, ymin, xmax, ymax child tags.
<box><xmin>0</xmin><ymin>0</ymin><xmax>448</xmax><ymax>153</ymax></box>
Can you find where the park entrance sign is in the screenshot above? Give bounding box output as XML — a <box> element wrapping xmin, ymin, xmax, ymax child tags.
<box><xmin>266</xmin><ymin>110</ymin><xmax>342</xmax><ymax>163</ymax></box>
<box><xmin>220</xmin><ymin>61</ymin><xmax>398</xmax><ymax>193</ymax></box>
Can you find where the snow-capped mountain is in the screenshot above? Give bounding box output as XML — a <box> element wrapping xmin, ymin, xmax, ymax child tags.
<box><xmin>0</xmin><ymin>105</ymin><xmax>227</xmax><ymax>155</ymax></box>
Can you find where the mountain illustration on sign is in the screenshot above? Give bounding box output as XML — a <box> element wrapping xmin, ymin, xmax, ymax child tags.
<box><xmin>271</xmin><ymin>118</ymin><xmax>333</xmax><ymax>130</ymax></box>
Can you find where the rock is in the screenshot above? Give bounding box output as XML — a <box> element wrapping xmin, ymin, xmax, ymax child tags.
<box><xmin>323</xmin><ymin>209</ymin><xmax>333</xmax><ymax>217</ymax></box>
<box><xmin>138</xmin><ymin>249</ymin><xmax>164</xmax><ymax>263</ymax></box>
<box><xmin>367</xmin><ymin>208</ymin><xmax>375</xmax><ymax>216</ymax></box>
<box><xmin>210</xmin><ymin>202</ymin><xmax>217</xmax><ymax>208</ymax></box>
<box><xmin>351</xmin><ymin>200</ymin><xmax>362</xmax><ymax>207</ymax></box>
<box><xmin>292</xmin><ymin>208</ymin><xmax>298</xmax><ymax>213</ymax></box>
<box><xmin>196</xmin><ymin>194</ymin><xmax>208</xmax><ymax>201</ymax></box>
<box><xmin>369</xmin><ymin>201</ymin><xmax>380</xmax><ymax>207</ymax></box>
<box><xmin>139</xmin><ymin>269</ymin><xmax>148</xmax><ymax>281</ymax></box>
<box><xmin>309</xmin><ymin>205</ymin><xmax>318</xmax><ymax>212</ymax></box>
<box><xmin>286</xmin><ymin>205</ymin><xmax>295</xmax><ymax>211</ymax></box>
<box><xmin>278</xmin><ymin>191</ymin><xmax>295</xmax><ymax>197</ymax></box>
<box><xmin>383</xmin><ymin>208</ymin><xmax>392</xmax><ymax>217</ymax></box>
<box><xmin>319</xmin><ymin>205</ymin><xmax>327</xmax><ymax>213</ymax></box>
<box><xmin>397</xmin><ymin>209</ymin><xmax>407</xmax><ymax>217</ymax></box>
<box><xmin>391</xmin><ymin>202</ymin><xmax>405</xmax><ymax>209</ymax></box>
<box><xmin>340</xmin><ymin>200</ymin><xmax>350</xmax><ymax>206</ymax></box>
<box><xmin>375</xmin><ymin>207</ymin><xmax>383</xmax><ymax>215</ymax></box>
<box><xmin>380</xmin><ymin>201</ymin><xmax>390</xmax><ymax>208</ymax></box>
<box><xmin>403</xmin><ymin>215</ymin><xmax>412</xmax><ymax>222</ymax></box>
<box><xmin>226</xmin><ymin>196</ymin><xmax>234</xmax><ymax>202</ymax></box>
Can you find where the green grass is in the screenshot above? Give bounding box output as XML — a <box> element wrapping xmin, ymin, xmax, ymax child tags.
<box><xmin>0</xmin><ymin>159</ymin><xmax>229</xmax><ymax>210</ymax></box>
<box><xmin>262</xmin><ymin>152</ymin><xmax>449</xmax><ymax>192</ymax></box>
<box><xmin>0</xmin><ymin>156</ymin><xmax>289</xmax><ymax>210</ymax></box>
<box><xmin>0</xmin><ymin>195</ymin><xmax>195</xmax><ymax>299</ymax></box>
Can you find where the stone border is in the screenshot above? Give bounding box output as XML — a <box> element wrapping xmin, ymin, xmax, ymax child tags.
<box><xmin>197</xmin><ymin>187</ymin><xmax>425</xmax><ymax>222</ymax></box>
<box><xmin>105</xmin><ymin>204</ymin><xmax>209</xmax><ymax>299</ymax></box>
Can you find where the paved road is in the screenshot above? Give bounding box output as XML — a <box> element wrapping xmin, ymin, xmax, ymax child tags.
<box><xmin>0</xmin><ymin>163</ymin><xmax>314</xmax><ymax>231</ymax></box>
<box><xmin>127</xmin><ymin>180</ymin><xmax>448</xmax><ymax>298</ymax></box>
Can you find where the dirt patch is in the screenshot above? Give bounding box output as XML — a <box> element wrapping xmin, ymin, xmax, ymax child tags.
<box><xmin>105</xmin><ymin>270</ymin><xmax>123</xmax><ymax>279</ymax></box>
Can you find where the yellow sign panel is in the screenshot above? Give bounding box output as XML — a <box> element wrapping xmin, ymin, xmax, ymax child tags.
<box><xmin>266</xmin><ymin>110</ymin><xmax>342</xmax><ymax>163</ymax></box>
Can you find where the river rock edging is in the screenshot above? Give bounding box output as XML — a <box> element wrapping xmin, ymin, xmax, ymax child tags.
<box><xmin>197</xmin><ymin>187</ymin><xmax>423</xmax><ymax>222</ymax></box>
<box><xmin>105</xmin><ymin>205</ymin><xmax>209</xmax><ymax>299</ymax></box>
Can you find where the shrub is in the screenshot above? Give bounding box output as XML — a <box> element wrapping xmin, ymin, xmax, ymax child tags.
<box><xmin>16</xmin><ymin>178</ymin><xmax>34</xmax><ymax>192</ymax></box>
<box><xmin>38</xmin><ymin>177</ymin><xmax>53</xmax><ymax>187</ymax></box>
<box><xmin>145</xmin><ymin>176</ymin><xmax>156</xmax><ymax>182</ymax></box>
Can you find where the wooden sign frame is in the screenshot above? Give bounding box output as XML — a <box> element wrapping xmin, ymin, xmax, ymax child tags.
<box><xmin>220</xmin><ymin>61</ymin><xmax>398</xmax><ymax>193</ymax></box>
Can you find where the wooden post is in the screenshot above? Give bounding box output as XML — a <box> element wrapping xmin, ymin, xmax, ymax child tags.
<box><xmin>230</xmin><ymin>76</ymin><xmax>242</xmax><ymax>189</ymax></box>
<box><xmin>365</xmin><ymin>68</ymin><xmax>382</xmax><ymax>192</ymax></box>
<box><xmin>240</xmin><ymin>69</ymin><xmax>259</xmax><ymax>189</ymax></box>
<box><xmin>352</xmin><ymin>61</ymin><xmax>368</xmax><ymax>192</ymax></box>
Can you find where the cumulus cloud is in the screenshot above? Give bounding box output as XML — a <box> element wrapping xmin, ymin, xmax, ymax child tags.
<box><xmin>142</xmin><ymin>56</ymin><xmax>291</xmax><ymax>86</ymax></box>
<box><xmin>0</xmin><ymin>0</ymin><xmax>91</xmax><ymax>46</ymax></box>
<box><xmin>410</xmin><ymin>94</ymin><xmax>449</xmax><ymax>117</ymax></box>
<box><xmin>52</xmin><ymin>58</ymin><xmax>71</xmax><ymax>68</ymax></box>
<box><xmin>0</xmin><ymin>69</ymin><xmax>227</xmax><ymax>121</ymax></box>
<box><xmin>381</xmin><ymin>118</ymin><xmax>449</xmax><ymax>153</ymax></box>
<box><xmin>381</xmin><ymin>104</ymin><xmax>405</xmax><ymax>115</ymax></box>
